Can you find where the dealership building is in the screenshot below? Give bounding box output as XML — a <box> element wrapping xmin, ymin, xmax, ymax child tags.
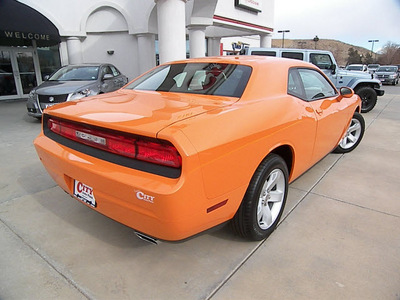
<box><xmin>0</xmin><ymin>0</ymin><xmax>274</xmax><ymax>101</ymax></box>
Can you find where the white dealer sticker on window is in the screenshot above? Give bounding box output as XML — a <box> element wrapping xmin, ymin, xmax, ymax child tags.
<box><xmin>74</xmin><ymin>180</ymin><xmax>96</xmax><ymax>207</ymax></box>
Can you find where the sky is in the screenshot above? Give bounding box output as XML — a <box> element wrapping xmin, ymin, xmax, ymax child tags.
<box><xmin>274</xmin><ymin>0</ymin><xmax>400</xmax><ymax>52</ymax></box>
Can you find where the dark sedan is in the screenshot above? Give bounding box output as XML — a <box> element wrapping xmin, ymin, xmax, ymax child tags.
<box><xmin>27</xmin><ymin>63</ymin><xmax>128</xmax><ymax>118</ymax></box>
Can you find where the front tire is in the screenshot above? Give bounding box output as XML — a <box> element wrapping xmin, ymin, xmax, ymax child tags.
<box><xmin>356</xmin><ymin>86</ymin><xmax>377</xmax><ymax>113</ymax></box>
<box><xmin>232</xmin><ymin>154</ymin><xmax>288</xmax><ymax>241</ymax></box>
<box><xmin>334</xmin><ymin>112</ymin><xmax>365</xmax><ymax>153</ymax></box>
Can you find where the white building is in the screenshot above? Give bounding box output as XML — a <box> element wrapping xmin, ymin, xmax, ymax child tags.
<box><xmin>0</xmin><ymin>0</ymin><xmax>274</xmax><ymax>101</ymax></box>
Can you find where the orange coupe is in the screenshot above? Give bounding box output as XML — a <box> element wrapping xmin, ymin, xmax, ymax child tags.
<box><xmin>34</xmin><ymin>56</ymin><xmax>365</xmax><ymax>242</ymax></box>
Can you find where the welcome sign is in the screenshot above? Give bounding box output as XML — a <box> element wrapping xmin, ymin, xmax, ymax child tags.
<box><xmin>3</xmin><ymin>31</ymin><xmax>51</xmax><ymax>42</ymax></box>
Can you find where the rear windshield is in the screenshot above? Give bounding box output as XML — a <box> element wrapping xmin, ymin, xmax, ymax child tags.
<box><xmin>125</xmin><ymin>63</ymin><xmax>252</xmax><ymax>98</ymax></box>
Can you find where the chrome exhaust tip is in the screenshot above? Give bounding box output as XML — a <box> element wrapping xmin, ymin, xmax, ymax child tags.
<box><xmin>134</xmin><ymin>231</ymin><xmax>159</xmax><ymax>245</ymax></box>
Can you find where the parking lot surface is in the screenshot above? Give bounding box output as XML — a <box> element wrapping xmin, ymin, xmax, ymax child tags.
<box><xmin>1</xmin><ymin>86</ymin><xmax>400</xmax><ymax>299</ymax></box>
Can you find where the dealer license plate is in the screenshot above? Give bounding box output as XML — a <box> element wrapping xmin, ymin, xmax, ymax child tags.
<box><xmin>73</xmin><ymin>180</ymin><xmax>96</xmax><ymax>207</ymax></box>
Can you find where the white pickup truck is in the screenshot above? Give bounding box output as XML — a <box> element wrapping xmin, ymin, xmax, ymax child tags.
<box><xmin>241</xmin><ymin>47</ymin><xmax>385</xmax><ymax>113</ymax></box>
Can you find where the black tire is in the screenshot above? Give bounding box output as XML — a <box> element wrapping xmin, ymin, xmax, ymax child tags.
<box><xmin>333</xmin><ymin>112</ymin><xmax>365</xmax><ymax>153</ymax></box>
<box><xmin>356</xmin><ymin>86</ymin><xmax>377</xmax><ymax>113</ymax></box>
<box><xmin>232</xmin><ymin>154</ymin><xmax>288</xmax><ymax>241</ymax></box>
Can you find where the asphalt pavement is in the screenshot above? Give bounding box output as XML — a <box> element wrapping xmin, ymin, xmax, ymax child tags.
<box><xmin>1</xmin><ymin>85</ymin><xmax>399</xmax><ymax>299</ymax></box>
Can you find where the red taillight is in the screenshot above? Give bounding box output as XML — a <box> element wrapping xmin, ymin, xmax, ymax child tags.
<box><xmin>137</xmin><ymin>140</ymin><xmax>182</xmax><ymax>168</ymax></box>
<box><xmin>47</xmin><ymin>118</ymin><xmax>181</xmax><ymax>168</ymax></box>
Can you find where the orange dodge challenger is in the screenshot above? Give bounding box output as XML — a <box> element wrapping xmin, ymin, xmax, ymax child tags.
<box><xmin>34</xmin><ymin>56</ymin><xmax>365</xmax><ymax>242</ymax></box>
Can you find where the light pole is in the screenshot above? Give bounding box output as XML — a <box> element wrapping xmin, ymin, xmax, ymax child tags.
<box><xmin>368</xmin><ymin>39</ymin><xmax>379</xmax><ymax>60</ymax></box>
<box><xmin>278</xmin><ymin>30</ymin><xmax>290</xmax><ymax>48</ymax></box>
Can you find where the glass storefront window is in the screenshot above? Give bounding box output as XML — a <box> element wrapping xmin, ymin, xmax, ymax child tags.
<box><xmin>0</xmin><ymin>50</ymin><xmax>17</xmax><ymax>96</ymax></box>
<box><xmin>37</xmin><ymin>45</ymin><xmax>61</xmax><ymax>80</ymax></box>
<box><xmin>16</xmin><ymin>51</ymin><xmax>37</xmax><ymax>94</ymax></box>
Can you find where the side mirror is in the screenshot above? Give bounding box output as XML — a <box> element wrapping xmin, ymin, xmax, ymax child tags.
<box><xmin>44</xmin><ymin>75</ymin><xmax>50</xmax><ymax>81</ymax></box>
<box><xmin>330</xmin><ymin>64</ymin><xmax>336</xmax><ymax>75</ymax></box>
<box><xmin>338</xmin><ymin>87</ymin><xmax>354</xmax><ymax>100</ymax></box>
<box><xmin>103</xmin><ymin>74</ymin><xmax>113</xmax><ymax>80</ymax></box>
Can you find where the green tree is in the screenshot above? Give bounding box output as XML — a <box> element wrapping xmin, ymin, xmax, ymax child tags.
<box><xmin>347</xmin><ymin>48</ymin><xmax>362</xmax><ymax>64</ymax></box>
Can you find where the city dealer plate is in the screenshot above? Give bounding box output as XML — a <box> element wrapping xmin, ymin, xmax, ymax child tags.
<box><xmin>73</xmin><ymin>180</ymin><xmax>96</xmax><ymax>207</ymax></box>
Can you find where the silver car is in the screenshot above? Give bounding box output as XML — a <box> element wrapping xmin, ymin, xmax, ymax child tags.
<box><xmin>27</xmin><ymin>63</ymin><xmax>128</xmax><ymax>118</ymax></box>
<box><xmin>375</xmin><ymin>65</ymin><xmax>399</xmax><ymax>85</ymax></box>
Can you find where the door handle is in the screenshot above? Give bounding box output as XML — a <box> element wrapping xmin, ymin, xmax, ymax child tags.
<box><xmin>316</xmin><ymin>108</ymin><xmax>323</xmax><ymax>115</ymax></box>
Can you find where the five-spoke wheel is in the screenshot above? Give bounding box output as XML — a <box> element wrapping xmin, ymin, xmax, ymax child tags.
<box><xmin>334</xmin><ymin>112</ymin><xmax>365</xmax><ymax>153</ymax></box>
<box><xmin>232</xmin><ymin>154</ymin><xmax>288</xmax><ymax>241</ymax></box>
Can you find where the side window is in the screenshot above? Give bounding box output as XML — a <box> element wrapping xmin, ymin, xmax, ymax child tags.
<box><xmin>110</xmin><ymin>66</ymin><xmax>121</xmax><ymax>76</ymax></box>
<box><xmin>251</xmin><ymin>51</ymin><xmax>276</xmax><ymax>56</ymax></box>
<box><xmin>309</xmin><ymin>53</ymin><xmax>333</xmax><ymax>70</ymax></box>
<box><xmin>101</xmin><ymin>66</ymin><xmax>114</xmax><ymax>78</ymax></box>
<box><xmin>287</xmin><ymin>69</ymin><xmax>304</xmax><ymax>99</ymax></box>
<box><xmin>298</xmin><ymin>69</ymin><xmax>337</xmax><ymax>100</ymax></box>
<box><xmin>282</xmin><ymin>52</ymin><xmax>304</xmax><ymax>60</ymax></box>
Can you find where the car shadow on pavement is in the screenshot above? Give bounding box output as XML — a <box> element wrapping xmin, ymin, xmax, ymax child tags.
<box><xmin>30</xmin><ymin>187</ymin><xmax>153</xmax><ymax>249</ymax></box>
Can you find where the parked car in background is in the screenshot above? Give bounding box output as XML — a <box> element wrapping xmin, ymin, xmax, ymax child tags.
<box><xmin>367</xmin><ymin>64</ymin><xmax>380</xmax><ymax>74</ymax></box>
<box><xmin>34</xmin><ymin>56</ymin><xmax>364</xmax><ymax>243</ymax></box>
<box><xmin>346</xmin><ymin>64</ymin><xmax>368</xmax><ymax>72</ymax></box>
<box><xmin>27</xmin><ymin>63</ymin><xmax>128</xmax><ymax>119</ymax></box>
<box><xmin>375</xmin><ymin>65</ymin><xmax>399</xmax><ymax>85</ymax></box>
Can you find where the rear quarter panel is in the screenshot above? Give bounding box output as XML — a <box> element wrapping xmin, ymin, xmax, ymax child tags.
<box><xmin>159</xmin><ymin>94</ymin><xmax>317</xmax><ymax>205</ymax></box>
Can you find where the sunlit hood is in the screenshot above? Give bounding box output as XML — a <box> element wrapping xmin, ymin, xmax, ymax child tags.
<box><xmin>44</xmin><ymin>89</ymin><xmax>238</xmax><ymax>137</ymax></box>
<box><xmin>338</xmin><ymin>70</ymin><xmax>374</xmax><ymax>79</ymax></box>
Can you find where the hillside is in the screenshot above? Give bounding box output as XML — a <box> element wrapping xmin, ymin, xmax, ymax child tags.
<box><xmin>271</xmin><ymin>39</ymin><xmax>374</xmax><ymax>66</ymax></box>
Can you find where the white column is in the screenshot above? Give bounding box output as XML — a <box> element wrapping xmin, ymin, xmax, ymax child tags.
<box><xmin>188</xmin><ymin>25</ymin><xmax>206</xmax><ymax>58</ymax></box>
<box><xmin>155</xmin><ymin>0</ymin><xmax>187</xmax><ymax>64</ymax></box>
<box><xmin>260</xmin><ymin>34</ymin><xmax>272</xmax><ymax>48</ymax></box>
<box><xmin>207</xmin><ymin>37</ymin><xmax>221</xmax><ymax>56</ymax></box>
<box><xmin>66</xmin><ymin>37</ymin><xmax>83</xmax><ymax>64</ymax></box>
<box><xmin>137</xmin><ymin>33</ymin><xmax>156</xmax><ymax>73</ymax></box>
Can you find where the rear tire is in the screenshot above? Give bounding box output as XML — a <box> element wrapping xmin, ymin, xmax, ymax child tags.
<box><xmin>232</xmin><ymin>154</ymin><xmax>288</xmax><ymax>241</ymax></box>
<box><xmin>334</xmin><ymin>112</ymin><xmax>365</xmax><ymax>153</ymax></box>
<box><xmin>356</xmin><ymin>86</ymin><xmax>377</xmax><ymax>113</ymax></box>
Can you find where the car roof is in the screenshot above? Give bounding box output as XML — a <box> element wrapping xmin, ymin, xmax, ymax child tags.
<box><xmin>167</xmin><ymin>55</ymin><xmax>317</xmax><ymax>70</ymax></box>
<box><xmin>162</xmin><ymin>56</ymin><xmax>324</xmax><ymax>100</ymax></box>
<box><xmin>61</xmin><ymin>63</ymin><xmax>110</xmax><ymax>68</ymax></box>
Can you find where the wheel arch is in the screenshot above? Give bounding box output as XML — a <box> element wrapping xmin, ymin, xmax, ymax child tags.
<box><xmin>270</xmin><ymin>144</ymin><xmax>294</xmax><ymax>180</ymax></box>
<box><xmin>353</xmin><ymin>82</ymin><xmax>380</xmax><ymax>92</ymax></box>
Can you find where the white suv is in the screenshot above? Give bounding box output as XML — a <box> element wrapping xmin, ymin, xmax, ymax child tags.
<box><xmin>241</xmin><ymin>47</ymin><xmax>385</xmax><ymax>113</ymax></box>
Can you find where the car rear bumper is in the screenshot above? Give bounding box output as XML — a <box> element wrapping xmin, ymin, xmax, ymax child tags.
<box><xmin>33</xmin><ymin>133</ymin><xmax>240</xmax><ymax>241</ymax></box>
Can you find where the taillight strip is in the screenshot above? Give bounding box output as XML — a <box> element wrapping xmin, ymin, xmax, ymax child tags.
<box><xmin>47</xmin><ymin>117</ymin><xmax>181</xmax><ymax>168</ymax></box>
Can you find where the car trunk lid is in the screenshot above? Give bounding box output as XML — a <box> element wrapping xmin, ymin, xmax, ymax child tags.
<box><xmin>44</xmin><ymin>89</ymin><xmax>238</xmax><ymax>137</ymax></box>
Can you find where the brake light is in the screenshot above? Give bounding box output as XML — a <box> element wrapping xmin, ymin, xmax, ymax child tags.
<box><xmin>137</xmin><ymin>140</ymin><xmax>182</xmax><ymax>168</ymax></box>
<box><xmin>47</xmin><ymin>118</ymin><xmax>181</xmax><ymax>168</ymax></box>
